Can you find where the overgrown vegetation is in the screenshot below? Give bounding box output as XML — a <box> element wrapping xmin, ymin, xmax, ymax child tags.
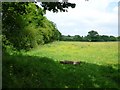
<box><xmin>3</xmin><ymin>41</ymin><xmax>119</xmax><ymax>88</ymax></box>
<box><xmin>2</xmin><ymin>2</ymin><xmax>61</xmax><ymax>51</ymax></box>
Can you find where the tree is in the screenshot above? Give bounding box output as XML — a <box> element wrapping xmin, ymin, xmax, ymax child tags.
<box><xmin>86</xmin><ymin>30</ymin><xmax>99</xmax><ymax>42</ymax></box>
<box><xmin>73</xmin><ymin>35</ymin><xmax>83</xmax><ymax>41</ymax></box>
<box><xmin>117</xmin><ymin>36</ymin><xmax>120</xmax><ymax>41</ymax></box>
<box><xmin>40</xmin><ymin>2</ymin><xmax>76</xmax><ymax>13</ymax></box>
<box><xmin>100</xmin><ymin>35</ymin><xmax>109</xmax><ymax>42</ymax></box>
<box><xmin>109</xmin><ymin>36</ymin><xmax>117</xmax><ymax>41</ymax></box>
<box><xmin>39</xmin><ymin>0</ymin><xmax>90</xmax><ymax>13</ymax></box>
<box><xmin>2</xmin><ymin>2</ymin><xmax>61</xmax><ymax>50</ymax></box>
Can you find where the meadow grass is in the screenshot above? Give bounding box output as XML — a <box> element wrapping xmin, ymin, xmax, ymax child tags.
<box><xmin>3</xmin><ymin>41</ymin><xmax>119</xmax><ymax>88</ymax></box>
<box><xmin>26</xmin><ymin>41</ymin><xmax>118</xmax><ymax>65</ymax></box>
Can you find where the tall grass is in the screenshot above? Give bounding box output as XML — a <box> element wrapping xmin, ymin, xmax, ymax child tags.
<box><xmin>26</xmin><ymin>41</ymin><xmax>118</xmax><ymax>65</ymax></box>
<box><xmin>3</xmin><ymin>41</ymin><xmax>119</xmax><ymax>88</ymax></box>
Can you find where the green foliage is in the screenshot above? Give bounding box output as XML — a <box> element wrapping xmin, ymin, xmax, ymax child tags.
<box><xmin>2</xmin><ymin>35</ymin><xmax>17</xmax><ymax>55</ymax></box>
<box><xmin>86</xmin><ymin>30</ymin><xmax>99</xmax><ymax>42</ymax></box>
<box><xmin>60</xmin><ymin>35</ymin><xmax>73</xmax><ymax>41</ymax></box>
<box><xmin>41</xmin><ymin>2</ymin><xmax>76</xmax><ymax>13</ymax></box>
<box><xmin>60</xmin><ymin>30</ymin><xmax>118</xmax><ymax>42</ymax></box>
<box><xmin>109</xmin><ymin>36</ymin><xmax>117</xmax><ymax>41</ymax></box>
<box><xmin>118</xmin><ymin>36</ymin><xmax>120</xmax><ymax>41</ymax></box>
<box><xmin>3</xmin><ymin>42</ymin><xmax>119</xmax><ymax>88</ymax></box>
<box><xmin>60</xmin><ymin>35</ymin><xmax>83</xmax><ymax>41</ymax></box>
<box><xmin>73</xmin><ymin>35</ymin><xmax>83</xmax><ymax>41</ymax></box>
<box><xmin>2</xmin><ymin>2</ymin><xmax>61</xmax><ymax>51</ymax></box>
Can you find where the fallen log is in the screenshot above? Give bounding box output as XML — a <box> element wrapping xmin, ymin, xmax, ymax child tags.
<box><xmin>60</xmin><ymin>60</ymin><xmax>81</xmax><ymax>65</ymax></box>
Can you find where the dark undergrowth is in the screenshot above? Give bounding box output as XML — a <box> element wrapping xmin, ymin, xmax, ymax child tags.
<box><xmin>2</xmin><ymin>52</ymin><xmax>120</xmax><ymax>89</ymax></box>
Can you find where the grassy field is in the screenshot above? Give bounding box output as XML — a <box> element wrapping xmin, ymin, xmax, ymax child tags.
<box><xmin>3</xmin><ymin>41</ymin><xmax>120</xmax><ymax>88</ymax></box>
<box><xmin>26</xmin><ymin>41</ymin><xmax>118</xmax><ymax>65</ymax></box>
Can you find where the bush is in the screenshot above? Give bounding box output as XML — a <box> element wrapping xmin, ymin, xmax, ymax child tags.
<box><xmin>2</xmin><ymin>2</ymin><xmax>61</xmax><ymax>51</ymax></box>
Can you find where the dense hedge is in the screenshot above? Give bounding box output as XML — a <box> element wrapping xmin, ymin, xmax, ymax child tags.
<box><xmin>2</xmin><ymin>2</ymin><xmax>61</xmax><ymax>51</ymax></box>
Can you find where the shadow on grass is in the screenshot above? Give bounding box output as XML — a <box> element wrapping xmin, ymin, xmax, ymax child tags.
<box><xmin>2</xmin><ymin>53</ymin><xmax>120</xmax><ymax>88</ymax></box>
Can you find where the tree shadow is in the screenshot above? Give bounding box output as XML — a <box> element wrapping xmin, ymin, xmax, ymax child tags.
<box><xmin>2</xmin><ymin>53</ymin><xmax>120</xmax><ymax>89</ymax></box>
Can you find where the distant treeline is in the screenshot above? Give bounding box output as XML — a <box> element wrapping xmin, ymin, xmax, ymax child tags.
<box><xmin>60</xmin><ymin>30</ymin><xmax>120</xmax><ymax>42</ymax></box>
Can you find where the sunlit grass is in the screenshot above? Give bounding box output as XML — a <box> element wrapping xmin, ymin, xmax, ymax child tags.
<box><xmin>26</xmin><ymin>41</ymin><xmax>118</xmax><ymax>65</ymax></box>
<box><xmin>3</xmin><ymin>41</ymin><xmax>119</xmax><ymax>88</ymax></box>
